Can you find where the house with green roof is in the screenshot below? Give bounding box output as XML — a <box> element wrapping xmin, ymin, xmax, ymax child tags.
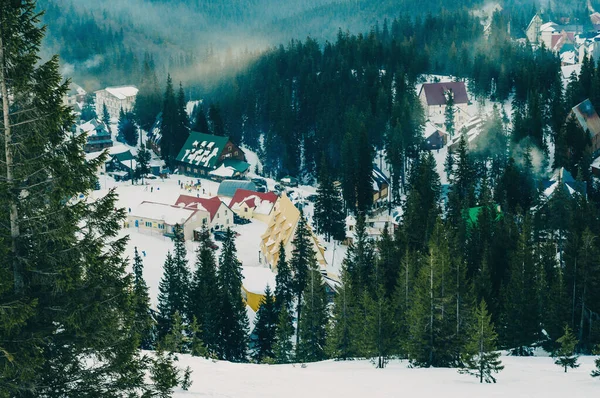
<box><xmin>175</xmin><ymin>131</ymin><xmax>248</xmax><ymax>178</ymax></box>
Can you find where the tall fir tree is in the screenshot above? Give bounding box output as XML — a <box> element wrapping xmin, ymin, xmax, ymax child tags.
<box><xmin>361</xmin><ymin>285</ymin><xmax>395</xmax><ymax>368</ymax></box>
<box><xmin>132</xmin><ymin>247</ymin><xmax>155</xmax><ymax>350</ymax></box>
<box><xmin>160</xmin><ymin>74</ymin><xmax>178</xmax><ymax>167</ymax></box>
<box><xmin>102</xmin><ymin>102</ymin><xmax>111</xmax><ymax>126</ymax></box>
<box><xmin>290</xmin><ymin>213</ymin><xmax>316</xmax><ymax>348</ymax></box>
<box><xmin>444</xmin><ymin>89</ymin><xmax>456</xmax><ymax>137</ymax></box>
<box><xmin>297</xmin><ymin>259</ymin><xmax>329</xmax><ymax>362</ymax></box>
<box><xmin>208</xmin><ymin>103</ymin><xmax>225</xmax><ymax>136</ymax></box>
<box><xmin>327</xmin><ymin>264</ymin><xmax>358</xmax><ymax>360</ymax></box>
<box><xmin>188</xmin><ymin>224</ymin><xmax>220</xmax><ymax>354</ymax></box>
<box><xmin>0</xmin><ymin>2</ymin><xmax>147</xmax><ymax>394</ymax></box>
<box><xmin>157</xmin><ymin>252</ymin><xmax>177</xmax><ymax>340</ymax></box>
<box><xmin>133</xmin><ymin>54</ymin><xmax>162</xmax><ymax>131</ymax></box>
<box><xmin>118</xmin><ymin>108</ymin><xmax>138</xmax><ymax>146</ymax></box>
<box><xmin>80</xmin><ymin>93</ymin><xmax>97</xmax><ymax>121</ymax></box>
<box><xmin>273</xmin><ymin>306</ymin><xmax>295</xmax><ymax>364</ymax></box>
<box><xmin>314</xmin><ymin>156</ymin><xmax>346</xmax><ymax>242</ymax></box>
<box><xmin>192</xmin><ymin>104</ymin><xmax>210</xmax><ymax>134</ymax></box>
<box><xmin>217</xmin><ymin>228</ymin><xmax>249</xmax><ymax>361</ymax></box>
<box><xmin>252</xmin><ymin>285</ymin><xmax>278</xmax><ymax>362</ymax></box>
<box><xmin>135</xmin><ymin>143</ymin><xmax>152</xmax><ymax>183</ymax></box>
<box><xmin>274</xmin><ymin>242</ymin><xmax>294</xmax><ymax>314</ymax></box>
<box><xmin>459</xmin><ymin>300</ymin><xmax>504</xmax><ymax>383</ymax></box>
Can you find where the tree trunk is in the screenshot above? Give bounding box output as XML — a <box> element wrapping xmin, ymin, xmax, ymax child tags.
<box><xmin>0</xmin><ymin>32</ymin><xmax>22</xmax><ymax>294</ymax></box>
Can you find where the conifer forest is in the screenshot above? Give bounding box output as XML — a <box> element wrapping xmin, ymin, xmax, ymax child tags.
<box><xmin>2</xmin><ymin>0</ymin><xmax>600</xmax><ymax>396</ymax></box>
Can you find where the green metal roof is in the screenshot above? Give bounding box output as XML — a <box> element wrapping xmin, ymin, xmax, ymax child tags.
<box><xmin>465</xmin><ymin>205</ymin><xmax>502</xmax><ymax>228</ymax></box>
<box><xmin>113</xmin><ymin>151</ymin><xmax>134</xmax><ymax>162</ymax></box>
<box><xmin>222</xmin><ymin>158</ymin><xmax>250</xmax><ymax>173</ymax></box>
<box><xmin>176</xmin><ymin>132</ymin><xmax>230</xmax><ymax>169</ymax></box>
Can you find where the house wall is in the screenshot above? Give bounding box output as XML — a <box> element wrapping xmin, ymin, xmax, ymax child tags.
<box><xmin>127</xmin><ymin>211</ymin><xmax>205</xmax><ymax>241</ymax></box>
<box><xmin>232</xmin><ymin>203</ymin><xmax>254</xmax><ymax>219</ymax></box>
<box><xmin>242</xmin><ymin>287</ymin><xmax>264</xmax><ymax>312</ymax></box>
<box><xmin>210</xmin><ymin>203</ymin><xmax>234</xmax><ymax>231</ymax></box>
<box><xmin>218</xmin><ymin>141</ymin><xmax>245</xmax><ymax>164</ymax></box>
<box><xmin>425</xmin><ymin>103</ymin><xmax>469</xmax><ymax>130</ymax></box>
<box><xmin>95</xmin><ymin>90</ymin><xmax>136</xmax><ymax>120</ymax></box>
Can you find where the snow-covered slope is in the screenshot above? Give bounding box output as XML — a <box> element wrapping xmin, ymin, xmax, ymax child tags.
<box><xmin>171</xmin><ymin>355</ymin><xmax>599</xmax><ymax>397</ymax></box>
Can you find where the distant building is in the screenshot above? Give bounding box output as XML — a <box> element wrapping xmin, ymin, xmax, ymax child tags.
<box><xmin>147</xmin><ymin>112</ymin><xmax>162</xmax><ymax>156</ymax></box>
<box><xmin>63</xmin><ymin>83</ymin><xmax>86</xmax><ymax>108</ymax></box>
<box><xmin>422</xmin><ymin>121</ymin><xmax>448</xmax><ymax>150</ymax></box>
<box><xmin>241</xmin><ymin>266</ymin><xmax>276</xmax><ymax>312</ymax></box>
<box><xmin>229</xmin><ymin>189</ymin><xmax>278</xmax><ymax>223</ymax></box>
<box><xmin>217</xmin><ymin>180</ymin><xmax>257</xmax><ymax>198</ymax></box>
<box><xmin>418</xmin><ymin>81</ymin><xmax>470</xmax><ymax>130</ymax></box>
<box><xmin>76</xmin><ymin>119</ymin><xmax>112</xmax><ymax>153</ymax></box>
<box><xmin>259</xmin><ymin>193</ymin><xmax>326</xmax><ymax>271</ymax></box>
<box><xmin>106</xmin><ymin>149</ymin><xmax>136</xmax><ymax>179</ymax></box>
<box><xmin>526</xmin><ymin>14</ymin><xmax>543</xmax><ymax>43</ymax></box>
<box><xmin>372</xmin><ymin>164</ymin><xmax>390</xmax><ymax>207</ymax></box>
<box><xmin>173</xmin><ymin>194</ymin><xmax>233</xmax><ymax>232</ymax></box>
<box><xmin>570</xmin><ymin>99</ymin><xmax>600</xmax><ymax>157</ymax></box>
<box><xmin>128</xmin><ymin>201</ymin><xmax>205</xmax><ymax>240</ymax></box>
<box><xmin>175</xmin><ymin>131</ymin><xmax>248</xmax><ymax>178</ymax></box>
<box><xmin>94</xmin><ymin>86</ymin><xmax>138</xmax><ymax>120</ymax></box>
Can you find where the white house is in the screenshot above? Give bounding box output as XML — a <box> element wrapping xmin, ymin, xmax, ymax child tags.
<box><xmin>173</xmin><ymin>194</ymin><xmax>233</xmax><ymax>231</ymax></box>
<box><xmin>418</xmin><ymin>81</ymin><xmax>470</xmax><ymax>131</ymax></box>
<box><xmin>95</xmin><ymin>86</ymin><xmax>138</xmax><ymax>121</ymax></box>
<box><xmin>128</xmin><ymin>201</ymin><xmax>204</xmax><ymax>240</ymax></box>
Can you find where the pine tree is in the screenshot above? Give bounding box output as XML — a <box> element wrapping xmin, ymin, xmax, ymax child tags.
<box><xmin>327</xmin><ymin>264</ymin><xmax>358</xmax><ymax>360</ymax></box>
<box><xmin>135</xmin><ymin>143</ymin><xmax>152</xmax><ymax>183</ymax></box>
<box><xmin>160</xmin><ymin>74</ymin><xmax>177</xmax><ymax>167</ymax></box>
<box><xmin>217</xmin><ymin>228</ymin><xmax>249</xmax><ymax>361</ymax></box>
<box><xmin>297</xmin><ymin>260</ymin><xmax>329</xmax><ymax>362</ymax></box>
<box><xmin>180</xmin><ymin>366</ymin><xmax>193</xmax><ymax>391</ymax></box>
<box><xmin>80</xmin><ymin>93</ymin><xmax>97</xmax><ymax>121</ymax></box>
<box><xmin>314</xmin><ymin>156</ymin><xmax>346</xmax><ymax>241</ymax></box>
<box><xmin>459</xmin><ymin>300</ymin><xmax>504</xmax><ymax>383</ymax></box>
<box><xmin>361</xmin><ymin>285</ymin><xmax>395</xmax><ymax>368</ymax></box>
<box><xmin>553</xmin><ymin>325</ymin><xmax>580</xmax><ymax>373</ymax></box>
<box><xmin>174</xmin><ymin>82</ymin><xmax>190</xmax><ymax>154</ymax></box>
<box><xmin>291</xmin><ymin>213</ymin><xmax>316</xmax><ymax>349</ymax></box>
<box><xmin>132</xmin><ymin>247</ymin><xmax>154</xmax><ymax>349</ymax></box>
<box><xmin>102</xmin><ymin>102</ymin><xmax>111</xmax><ymax>125</ymax></box>
<box><xmin>192</xmin><ymin>104</ymin><xmax>210</xmax><ymax>134</ymax></box>
<box><xmin>444</xmin><ymin>89</ymin><xmax>456</xmax><ymax>137</ymax></box>
<box><xmin>252</xmin><ymin>285</ymin><xmax>278</xmax><ymax>362</ymax></box>
<box><xmin>189</xmin><ymin>316</ymin><xmax>207</xmax><ymax>357</ymax></box>
<box><xmin>150</xmin><ymin>347</ymin><xmax>180</xmax><ymax>398</ymax></box>
<box><xmin>118</xmin><ymin>109</ymin><xmax>138</xmax><ymax>146</ymax></box>
<box><xmin>161</xmin><ymin>310</ymin><xmax>186</xmax><ymax>354</ymax></box>
<box><xmin>188</xmin><ymin>224</ymin><xmax>220</xmax><ymax>354</ymax></box>
<box><xmin>134</xmin><ymin>54</ymin><xmax>162</xmax><ymax>131</ymax></box>
<box><xmin>274</xmin><ymin>242</ymin><xmax>294</xmax><ymax>314</ymax></box>
<box><xmin>0</xmin><ymin>2</ymin><xmax>148</xmax><ymax>394</ymax></box>
<box><xmin>208</xmin><ymin>103</ymin><xmax>226</xmax><ymax>136</ymax></box>
<box><xmin>157</xmin><ymin>252</ymin><xmax>177</xmax><ymax>340</ymax></box>
<box><xmin>273</xmin><ymin>307</ymin><xmax>295</xmax><ymax>364</ymax></box>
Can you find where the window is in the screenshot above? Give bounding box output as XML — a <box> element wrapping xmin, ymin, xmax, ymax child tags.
<box><xmin>234</xmin><ymin>151</ymin><xmax>238</xmax><ymax>156</ymax></box>
<box><xmin>226</xmin><ymin>219</ymin><xmax>229</xmax><ymax>224</ymax></box>
<box><xmin>145</xmin><ymin>221</ymin><xmax>152</xmax><ymax>227</ymax></box>
<box><xmin>217</xmin><ymin>213</ymin><xmax>220</xmax><ymax>218</ymax></box>
<box><xmin>225</xmin><ymin>210</ymin><xmax>228</xmax><ymax>215</ymax></box>
<box><xmin>158</xmin><ymin>224</ymin><xmax>165</xmax><ymax>230</ymax></box>
<box><xmin>244</xmin><ymin>207</ymin><xmax>248</xmax><ymax>213</ymax></box>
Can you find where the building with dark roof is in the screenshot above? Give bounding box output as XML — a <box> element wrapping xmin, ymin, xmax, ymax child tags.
<box><xmin>76</xmin><ymin>119</ymin><xmax>113</xmax><ymax>153</ymax></box>
<box><xmin>176</xmin><ymin>131</ymin><xmax>247</xmax><ymax>178</ymax></box>
<box><xmin>372</xmin><ymin>164</ymin><xmax>390</xmax><ymax>207</ymax></box>
<box><xmin>570</xmin><ymin>99</ymin><xmax>600</xmax><ymax>157</ymax></box>
<box><xmin>418</xmin><ymin>81</ymin><xmax>470</xmax><ymax>130</ymax></box>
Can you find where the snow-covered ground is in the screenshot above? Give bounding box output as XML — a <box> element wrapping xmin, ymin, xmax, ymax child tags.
<box><xmin>169</xmin><ymin>354</ymin><xmax>599</xmax><ymax>397</ymax></box>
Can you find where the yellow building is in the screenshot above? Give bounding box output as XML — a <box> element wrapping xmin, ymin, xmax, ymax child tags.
<box><xmin>259</xmin><ymin>193</ymin><xmax>326</xmax><ymax>272</ymax></box>
<box><xmin>127</xmin><ymin>201</ymin><xmax>205</xmax><ymax>240</ymax></box>
<box><xmin>241</xmin><ymin>266</ymin><xmax>276</xmax><ymax>312</ymax></box>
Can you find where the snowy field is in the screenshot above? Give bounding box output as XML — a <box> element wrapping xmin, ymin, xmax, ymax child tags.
<box><xmin>169</xmin><ymin>355</ymin><xmax>599</xmax><ymax>397</ymax></box>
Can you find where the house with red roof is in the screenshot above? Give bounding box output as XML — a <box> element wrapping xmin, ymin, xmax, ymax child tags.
<box><xmin>174</xmin><ymin>194</ymin><xmax>233</xmax><ymax>232</ymax></box>
<box><xmin>229</xmin><ymin>189</ymin><xmax>278</xmax><ymax>223</ymax></box>
<box><xmin>418</xmin><ymin>81</ymin><xmax>470</xmax><ymax>131</ymax></box>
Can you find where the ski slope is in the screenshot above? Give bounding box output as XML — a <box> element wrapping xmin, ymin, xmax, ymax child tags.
<box><xmin>171</xmin><ymin>355</ymin><xmax>599</xmax><ymax>397</ymax></box>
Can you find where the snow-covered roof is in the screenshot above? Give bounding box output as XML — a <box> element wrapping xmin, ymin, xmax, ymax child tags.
<box><xmin>242</xmin><ymin>266</ymin><xmax>276</xmax><ymax>295</ymax></box>
<box><xmin>209</xmin><ymin>164</ymin><xmax>236</xmax><ymax>178</ymax></box>
<box><xmin>540</xmin><ymin>22</ymin><xmax>558</xmax><ymax>32</ymax></box>
<box><xmin>103</xmin><ymin>86</ymin><xmax>138</xmax><ymax>100</ymax></box>
<box><xmin>130</xmin><ymin>201</ymin><xmax>198</xmax><ymax>225</ymax></box>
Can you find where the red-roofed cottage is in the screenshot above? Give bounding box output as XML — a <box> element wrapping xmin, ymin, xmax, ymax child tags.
<box><xmin>229</xmin><ymin>189</ymin><xmax>278</xmax><ymax>223</ymax></box>
<box><xmin>174</xmin><ymin>194</ymin><xmax>233</xmax><ymax>231</ymax></box>
<box><xmin>418</xmin><ymin>81</ymin><xmax>470</xmax><ymax>130</ymax></box>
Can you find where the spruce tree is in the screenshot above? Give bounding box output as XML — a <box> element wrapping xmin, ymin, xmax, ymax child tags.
<box><xmin>157</xmin><ymin>252</ymin><xmax>177</xmax><ymax>340</ymax></box>
<box><xmin>290</xmin><ymin>213</ymin><xmax>316</xmax><ymax>348</ymax></box>
<box><xmin>192</xmin><ymin>104</ymin><xmax>210</xmax><ymax>134</ymax></box>
<box><xmin>118</xmin><ymin>109</ymin><xmax>138</xmax><ymax>146</ymax></box>
<box><xmin>327</xmin><ymin>264</ymin><xmax>357</xmax><ymax>360</ymax></box>
<box><xmin>273</xmin><ymin>307</ymin><xmax>295</xmax><ymax>364</ymax></box>
<box><xmin>102</xmin><ymin>102</ymin><xmax>111</xmax><ymax>125</ymax></box>
<box><xmin>297</xmin><ymin>259</ymin><xmax>329</xmax><ymax>362</ymax></box>
<box><xmin>135</xmin><ymin>143</ymin><xmax>152</xmax><ymax>183</ymax></box>
<box><xmin>161</xmin><ymin>310</ymin><xmax>186</xmax><ymax>354</ymax></box>
<box><xmin>160</xmin><ymin>74</ymin><xmax>177</xmax><ymax>167</ymax></box>
<box><xmin>444</xmin><ymin>89</ymin><xmax>456</xmax><ymax>137</ymax></box>
<box><xmin>150</xmin><ymin>347</ymin><xmax>180</xmax><ymax>398</ymax></box>
<box><xmin>553</xmin><ymin>325</ymin><xmax>580</xmax><ymax>373</ymax></box>
<box><xmin>217</xmin><ymin>228</ymin><xmax>249</xmax><ymax>361</ymax></box>
<box><xmin>591</xmin><ymin>345</ymin><xmax>600</xmax><ymax>378</ymax></box>
<box><xmin>0</xmin><ymin>2</ymin><xmax>147</xmax><ymax>394</ymax></box>
<box><xmin>274</xmin><ymin>242</ymin><xmax>294</xmax><ymax>314</ymax></box>
<box><xmin>459</xmin><ymin>300</ymin><xmax>504</xmax><ymax>383</ymax></box>
<box><xmin>252</xmin><ymin>285</ymin><xmax>278</xmax><ymax>362</ymax></box>
<box><xmin>132</xmin><ymin>247</ymin><xmax>154</xmax><ymax>349</ymax></box>
<box><xmin>361</xmin><ymin>285</ymin><xmax>395</xmax><ymax>368</ymax></box>
<box><xmin>208</xmin><ymin>103</ymin><xmax>225</xmax><ymax>136</ymax></box>
<box><xmin>189</xmin><ymin>316</ymin><xmax>207</xmax><ymax>357</ymax></box>
<box><xmin>134</xmin><ymin>54</ymin><xmax>162</xmax><ymax>131</ymax></box>
<box><xmin>172</xmin><ymin>224</ymin><xmax>190</xmax><ymax>314</ymax></box>
<box><xmin>80</xmin><ymin>93</ymin><xmax>97</xmax><ymax>121</ymax></box>
<box><xmin>314</xmin><ymin>157</ymin><xmax>346</xmax><ymax>241</ymax></box>
<box><xmin>174</xmin><ymin>82</ymin><xmax>190</xmax><ymax>154</ymax></box>
<box><xmin>188</xmin><ymin>224</ymin><xmax>220</xmax><ymax>354</ymax></box>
